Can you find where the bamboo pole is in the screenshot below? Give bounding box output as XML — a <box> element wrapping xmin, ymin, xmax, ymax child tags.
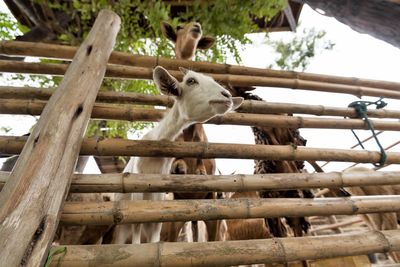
<box><xmin>48</xmin><ymin>230</ymin><xmax>400</xmax><ymax>266</ymax></box>
<box><xmin>2</xmin><ymin>99</ymin><xmax>400</xmax><ymax>131</ymax></box>
<box><xmin>2</xmin><ymin>40</ymin><xmax>400</xmax><ymax>92</ymax></box>
<box><xmin>60</xmin><ymin>196</ymin><xmax>400</xmax><ymax>225</ymax></box>
<box><xmin>1</xmin><ymin>171</ymin><xmax>400</xmax><ymax>193</ymax></box>
<box><xmin>2</xmin><ymin>60</ymin><xmax>400</xmax><ymax>99</ymax></box>
<box><xmin>0</xmin><ymin>86</ymin><xmax>400</xmax><ymax>119</ymax></box>
<box><xmin>1</xmin><ymin>135</ymin><xmax>400</xmax><ymax>164</ymax></box>
<box><xmin>0</xmin><ymin>10</ymin><xmax>121</xmax><ymax>267</ymax></box>
<box><xmin>0</xmin><ymin>86</ymin><xmax>174</xmax><ymax>106</ymax></box>
<box><xmin>3</xmin><ymin>86</ymin><xmax>400</xmax><ymax>118</ymax></box>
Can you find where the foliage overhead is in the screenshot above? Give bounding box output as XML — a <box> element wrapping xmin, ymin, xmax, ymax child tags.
<box><xmin>0</xmin><ymin>1</ymin><xmax>333</xmax><ymax>138</ymax></box>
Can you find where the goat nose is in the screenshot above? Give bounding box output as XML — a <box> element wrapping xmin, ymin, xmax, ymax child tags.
<box><xmin>221</xmin><ymin>91</ymin><xmax>231</xmax><ymax>99</ymax></box>
<box><xmin>193</xmin><ymin>23</ymin><xmax>201</xmax><ymax>29</ymax></box>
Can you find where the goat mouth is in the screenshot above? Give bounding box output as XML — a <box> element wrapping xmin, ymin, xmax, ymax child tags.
<box><xmin>191</xmin><ymin>28</ymin><xmax>202</xmax><ymax>34</ymax></box>
<box><xmin>209</xmin><ymin>100</ymin><xmax>231</xmax><ymax>107</ymax></box>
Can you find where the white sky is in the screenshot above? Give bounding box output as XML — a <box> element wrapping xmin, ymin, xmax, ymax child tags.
<box><xmin>1</xmin><ymin>3</ymin><xmax>399</xmax><ymax>174</ymax></box>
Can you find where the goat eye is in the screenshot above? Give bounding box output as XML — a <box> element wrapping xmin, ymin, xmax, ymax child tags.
<box><xmin>186</xmin><ymin>78</ymin><xmax>197</xmax><ymax>86</ymax></box>
<box><xmin>176</xmin><ymin>25</ymin><xmax>183</xmax><ymax>31</ymax></box>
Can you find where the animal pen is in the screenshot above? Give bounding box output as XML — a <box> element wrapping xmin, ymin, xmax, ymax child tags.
<box><xmin>1</xmin><ymin>10</ymin><xmax>400</xmax><ymax>267</ymax></box>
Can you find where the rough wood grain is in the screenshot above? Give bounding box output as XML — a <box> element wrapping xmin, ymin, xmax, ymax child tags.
<box><xmin>0</xmin><ymin>10</ymin><xmax>120</xmax><ymax>267</ymax></box>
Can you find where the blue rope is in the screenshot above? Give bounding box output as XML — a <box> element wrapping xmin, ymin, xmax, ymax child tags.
<box><xmin>348</xmin><ymin>98</ymin><xmax>387</xmax><ymax>167</ymax></box>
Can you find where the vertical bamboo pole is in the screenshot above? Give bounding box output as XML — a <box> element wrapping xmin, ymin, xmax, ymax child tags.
<box><xmin>0</xmin><ymin>10</ymin><xmax>120</xmax><ymax>267</ymax></box>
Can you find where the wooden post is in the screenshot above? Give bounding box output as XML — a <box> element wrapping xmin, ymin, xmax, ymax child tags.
<box><xmin>0</xmin><ymin>10</ymin><xmax>120</xmax><ymax>267</ymax></box>
<box><xmin>48</xmin><ymin>230</ymin><xmax>400</xmax><ymax>266</ymax></box>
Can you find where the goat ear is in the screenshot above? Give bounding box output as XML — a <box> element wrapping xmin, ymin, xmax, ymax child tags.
<box><xmin>179</xmin><ymin>67</ymin><xmax>189</xmax><ymax>75</ymax></box>
<box><xmin>197</xmin><ymin>36</ymin><xmax>215</xmax><ymax>50</ymax></box>
<box><xmin>153</xmin><ymin>66</ymin><xmax>181</xmax><ymax>97</ymax></box>
<box><xmin>161</xmin><ymin>21</ymin><xmax>177</xmax><ymax>43</ymax></box>
<box><xmin>231</xmin><ymin>97</ymin><xmax>244</xmax><ymax>111</ymax></box>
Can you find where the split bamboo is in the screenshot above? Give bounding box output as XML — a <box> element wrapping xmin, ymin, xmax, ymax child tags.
<box><xmin>60</xmin><ymin>196</ymin><xmax>400</xmax><ymax>225</ymax></box>
<box><xmin>1</xmin><ymin>170</ymin><xmax>400</xmax><ymax>193</ymax></box>
<box><xmin>2</xmin><ymin>99</ymin><xmax>400</xmax><ymax>130</ymax></box>
<box><xmin>0</xmin><ymin>10</ymin><xmax>121</xmax><ymax>267</ymax></box>
<box><xmin>1</xmin><ymin>135</ymin><xmax>400</xmax><ymax>164</ymax></box>
<box><xmin>309</xmin><ymin>217</ymin><xmax>364</xmax><ymax>233</ymax></box>
<box><xmin>2</xmin><ymin>60</ymin><xmax>400</xmax><ymax>99</ymax></box>
<box><xmin>48</xmin><ymin>230</ymin><xmax>400</xmax><ymax>267</ymax></box>
<box><xmin>2</xmin><ymin>40</ymin><xmax>400</xmax><ymax>92</ymax></box>
<box><xmin>3</xmin><ymin>86</ymin><xmax>400</xmax><ymax>118</ymax></box>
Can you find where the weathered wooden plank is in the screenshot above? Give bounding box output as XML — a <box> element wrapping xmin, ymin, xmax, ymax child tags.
<box><xmin>0</xmin><ymin>10</ymin><xmax>120</xmax><ymax>267</ymax></box>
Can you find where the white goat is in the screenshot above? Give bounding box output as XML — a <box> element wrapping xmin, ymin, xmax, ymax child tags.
<box><xmin>114</xmin><ymin>66</ymin><xmax>243</xmax><ymax>244</ymax></box>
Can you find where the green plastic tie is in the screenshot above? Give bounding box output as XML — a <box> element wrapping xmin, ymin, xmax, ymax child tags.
<box><xmin>348</xmin><ymin>98</ymin><xmax>387</xmax><ymax>167</ymax></box>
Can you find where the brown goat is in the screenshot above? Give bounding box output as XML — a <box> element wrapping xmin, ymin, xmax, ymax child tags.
<box><xmin>159</xmin><ymin>21</ymin><xmax>225</xmax><ymax>242</ymax></box>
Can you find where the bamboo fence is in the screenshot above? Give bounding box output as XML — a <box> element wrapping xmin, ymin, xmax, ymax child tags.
<box><xmin>48</xmin><ymin>230</ymin><xmax>400</xmax><ymax>267</ymax></box>
<box><xmin>2</xmin><ymin>59</ymin><xmax>400</xmax><ymax>99</ymax></box>
<box><xmin>60</xmin><ymin>196</ymin><xmax>400</xmax><ymax>225</ymax></box>
<box><xmin>2</xmin><ymin>135</ymin><xmax>400</xmax><ymax>164</ymax></box>
<box><xmin>3</xmin><ymin>99</ymin><xmax>400</xmax><ymax>131</ymax></box>
<box><xmin>2</xmin><ymin>40</ymin><xmax>400</xmax><ymax>92</ymax></box>
<box><xmin>2</xmin><ymin>86</ymin><xmax>400</xmax><ymax>118</ymax></box>
<box><xmin>0</xmin><ymin>10</ymin><xmax>121</xmax><ymax>267</ymax></box>
<box><xmin>1</xmin><ymin>171</ymin><xmax>400</xmax><ymax>193</ymax></box>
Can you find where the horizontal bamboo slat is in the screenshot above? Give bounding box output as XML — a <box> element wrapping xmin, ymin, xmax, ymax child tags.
<box><xmin>2</xmin><ymin>60</ymin><xmax>400</xmax><ymax>99</ymax></box>
<box><xmin>60</xmin><ymin>196</ymin><xmax>400</xmax><ymax>225</ymax></box>
<box><xmin>49</xmin><ymin>230</ymin><xmax>400</xmax><ymax>267</ymax></box>
<box><xmin>2</xmin><ymin>40</ymin><xmax>400</xmax><ymax>92</ymax></box>
<box><xmin>1</xmin><ymin>135</ymin><xmax>400</xmax><ymax>164</ymax></box>
<box><xmin>0</xmin><ymin>86</ymin><xmax>174</xmax><ymax>106</ymax></box>
<box><xmin>3</xmin><ymin>86</ymin><xmax>400</xmax><ymax>118</ymax></box>
<box><xmin>2</xmin><ymin>99</ymin><xmax>400</xmax><ymax>130</ymax></box>
<box><xmin>2</xmin><ymin>171</ymin><xmax>400</xmax><ymax>193</ymax></box>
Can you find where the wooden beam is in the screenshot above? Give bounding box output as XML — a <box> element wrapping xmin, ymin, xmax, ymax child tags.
<box><xmin>0</xmin><ymin>10</ymin><xmax>120</xmax><ymax>267</ymax></box>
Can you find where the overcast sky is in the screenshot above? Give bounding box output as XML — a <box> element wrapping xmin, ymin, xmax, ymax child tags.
<box><xmin>1</xmin><ymin>3</ymin><xmax>399</xmax><ymax>174</ymax></box>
